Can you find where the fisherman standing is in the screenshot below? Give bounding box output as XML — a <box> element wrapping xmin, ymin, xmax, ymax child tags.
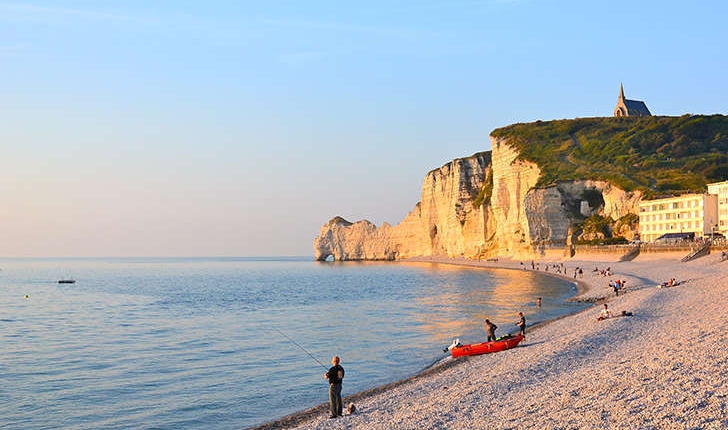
<box><xmin>485</xmin><ymin>319</ymin><xmax>498</xmax><ymax>342</ymax></box>
<box><xmin>324</xmin><ymin>356</ymin><xmax>345</xmax><ymax>419</ymax></box>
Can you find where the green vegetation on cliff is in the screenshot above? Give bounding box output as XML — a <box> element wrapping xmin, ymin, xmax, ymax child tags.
<box><xmin>491</xmin><ymin>115</ymin><xmax>728</xmax><ymax>196</ymax></box>
<box><xmin>473</xmin><ymin>169</ymin><xmax>493</xmax><ymax>207</ymax></box>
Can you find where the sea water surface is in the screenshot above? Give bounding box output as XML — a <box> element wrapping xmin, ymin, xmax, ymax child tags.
<box><xmin>0</xmin><ymin>257</ymin><xmax>588</xmax><ymax>429</ymax></box>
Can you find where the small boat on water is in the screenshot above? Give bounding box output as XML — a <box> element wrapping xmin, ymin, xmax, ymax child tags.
<box><xmin>449</xmin><ymin>334</ymin><xmax>524</xmax><ymax>358</ymax></box>
<box><xmin>58</xmin><ymin>279</ymin><xmax>76</xmax><ymax>284</ymax></box>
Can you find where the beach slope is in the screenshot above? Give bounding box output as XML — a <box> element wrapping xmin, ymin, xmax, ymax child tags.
<box><xmin>262</xmin><ymin>252</ymin><xmax>728</xmax><ymax>429</ymax></box>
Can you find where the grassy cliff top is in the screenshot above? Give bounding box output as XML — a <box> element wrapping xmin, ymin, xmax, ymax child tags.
<box><xmin>490</xmin><ymin>115</ymin><xmax>728</xmax><ymax>197</ymax></box>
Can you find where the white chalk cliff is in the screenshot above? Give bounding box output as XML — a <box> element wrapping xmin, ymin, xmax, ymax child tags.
<box><xmin>314</xmin><ymin>137</ymin><xmax>642</xmax><ymax>261</ymax></box>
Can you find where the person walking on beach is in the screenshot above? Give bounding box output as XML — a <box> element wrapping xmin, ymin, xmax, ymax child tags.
<box><xmin>485</xmin><ymin>319</ymin><xmax>498</xmax><ymax>342</ymax></box>
<box><xmin>611</xmin><ymin>280</ymin><xmax>620</xmax><ymax>296</ymax></box>
<box><xmin>515</xmin><ymin>312</ymin><xmax>526</xmax><ymax>340</ymax></box>
<box><xmin>324</xmin><ymin>356</ymin><xmax>345</xmax><ymax>418</ymax></box>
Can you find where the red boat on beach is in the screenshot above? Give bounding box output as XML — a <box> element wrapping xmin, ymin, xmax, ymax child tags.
<box><xmin>450</xmin><ymin>335</ymin><xmax>524</xmax><ymax>358</ymax></box>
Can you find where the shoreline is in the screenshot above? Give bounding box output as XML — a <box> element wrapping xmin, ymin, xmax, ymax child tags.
<box><xmin>250</xmin><ymin>256</ymin><xmax>591</xmax><ymax>430</ymax></box>
<box><xmin>252</xmin><ymin>251</ymin><xmax>728</xmax><ymax>429</ymax></box>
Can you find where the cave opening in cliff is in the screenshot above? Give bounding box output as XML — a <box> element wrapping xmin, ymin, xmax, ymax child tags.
<box><xmin>582</xmin><ymin>188</ymin><xmax>605</xmax><ymax>214</ymax></box>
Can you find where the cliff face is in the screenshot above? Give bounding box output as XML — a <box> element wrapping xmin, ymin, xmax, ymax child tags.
<box><xmin>314</xmin><ymin>139</ymin><xmax>642</xmax><ymax>261</ymax></box>
<box><xmin>488</xmin><ymin>138</ymin><xmax>542</xmax><ymax>259</ymax></box>
<box><xmin>419</xmin><ymin>152</ymin><xmax>492</xmax><ymax>258</ymax></box>
<box><xmin>313</xmin><ymin>153</ymin><xmax>492</xmax><ymax>261</ymax></box>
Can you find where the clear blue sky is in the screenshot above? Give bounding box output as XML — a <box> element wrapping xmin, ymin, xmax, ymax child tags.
<box><xmin>2</xmin><ymin>0</ymin><xmax>727</xmax><ymax>257</ymax></box>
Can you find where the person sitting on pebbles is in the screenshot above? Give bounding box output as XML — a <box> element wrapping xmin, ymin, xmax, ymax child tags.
<box><xmin>597</xmin><ymin>303</ymin><xmax>613</xmax><ymax>321</ymax></box>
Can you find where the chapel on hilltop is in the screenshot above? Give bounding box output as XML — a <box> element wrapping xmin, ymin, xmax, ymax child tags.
<box><xmin>613</xmin><ymin>84</ymin><xmax>651</xmax><ymax>117</ymax></box>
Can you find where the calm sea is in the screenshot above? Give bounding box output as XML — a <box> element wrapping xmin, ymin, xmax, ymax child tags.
<box><xmin>0</xmin><ymin>257</ymin><xmax>587</xmax><ymax>429</ymax></box>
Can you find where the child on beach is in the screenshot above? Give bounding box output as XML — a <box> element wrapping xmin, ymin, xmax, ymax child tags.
<box><xmin>515</xmin><ymin>312</ymin><xmax>526</xmax><ymax>340</ymax></box>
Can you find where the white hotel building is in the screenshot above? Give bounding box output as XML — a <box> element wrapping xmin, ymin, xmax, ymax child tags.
<box><xmin>638</xmin><ymin>192</ymin><xmax>718</xmax><ymax>243</ymax></box>
<box><xmin>707</xmin><ymin>180</ymin><xmax>728</xmax><ymax>236</ymax></box>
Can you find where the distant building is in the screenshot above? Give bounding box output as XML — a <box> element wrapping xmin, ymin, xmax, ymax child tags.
<box><xmin>613</xmin><ymin>84</ymin><xmax>651</xmax><ymax>117</ymax></box>
<box><xmin>707</xmin><ymin>180</ymin><xmax>728</xmax><ymax>236</ymax></box>
<box><xmin>638</xmin><ymin>193</ymin><xmax>718</xmax><ymax>242</ymax></box>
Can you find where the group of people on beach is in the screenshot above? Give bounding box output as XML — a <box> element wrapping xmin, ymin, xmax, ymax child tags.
<box><xmin>326</xmin><ymin>305</ymin><xmax>533</xmax><ymax>421</ymax></box>
<box><xmin>322</xmin><ymin>265</ymin><xmax>649</xmax><ymax>422</ymax></box>
<box><xmin>594</xmin><ymin>266</ymin><xmax>613</xmax><ymax>276</ymax></box>
<box><xmin>609</xmin><ymin>278</ymin><xmax>625</xmax><ymax>296</ymax></box>
<box><xmin>522</xmin><ymin>261</ymin><xmax>566</xmax><ymax>274</ymax></box>
<box><xmin>485</xmin><ymin>311</ymin><xmax>527</xmax><ymax>341</ymax></box>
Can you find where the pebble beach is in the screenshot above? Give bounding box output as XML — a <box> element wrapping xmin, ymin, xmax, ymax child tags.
<box><xmin>254</xmin><ymin>251</ymin><xmax>728</xmax><ymax>430</ymax></box>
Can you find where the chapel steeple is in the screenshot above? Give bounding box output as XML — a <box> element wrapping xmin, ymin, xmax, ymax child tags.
<box><xmin>613</xmin><ymin>84</ymin><xmax>651</xmax><ymax>117</ymax></box>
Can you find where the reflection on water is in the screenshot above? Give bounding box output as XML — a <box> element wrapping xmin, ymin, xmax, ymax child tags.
<box><xmin>412</xmin><ymin>264</ymin><xmax>583</xmax><ymax>346</ymax></box>
<box><xmin>0</xmin><ymin>257</ymin><xmax>588</xmax><ymax>429</ymax></box>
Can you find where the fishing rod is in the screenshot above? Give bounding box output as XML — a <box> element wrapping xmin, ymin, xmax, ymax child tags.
<box><xmin>273</xmin><ymin>326</ymin><xmax>328</xmax><ymax>370</ymax></box>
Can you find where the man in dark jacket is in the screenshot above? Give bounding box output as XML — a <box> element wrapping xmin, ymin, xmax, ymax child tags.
<box><xmin>324</xmin><ymin>356</ymin><xmax>345</xmax><ymax>418</ymax></box>
<box><xmin>485</xmin><ymin>319</ymin><xmax>498</xmax><ymax>342</ymax></box>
